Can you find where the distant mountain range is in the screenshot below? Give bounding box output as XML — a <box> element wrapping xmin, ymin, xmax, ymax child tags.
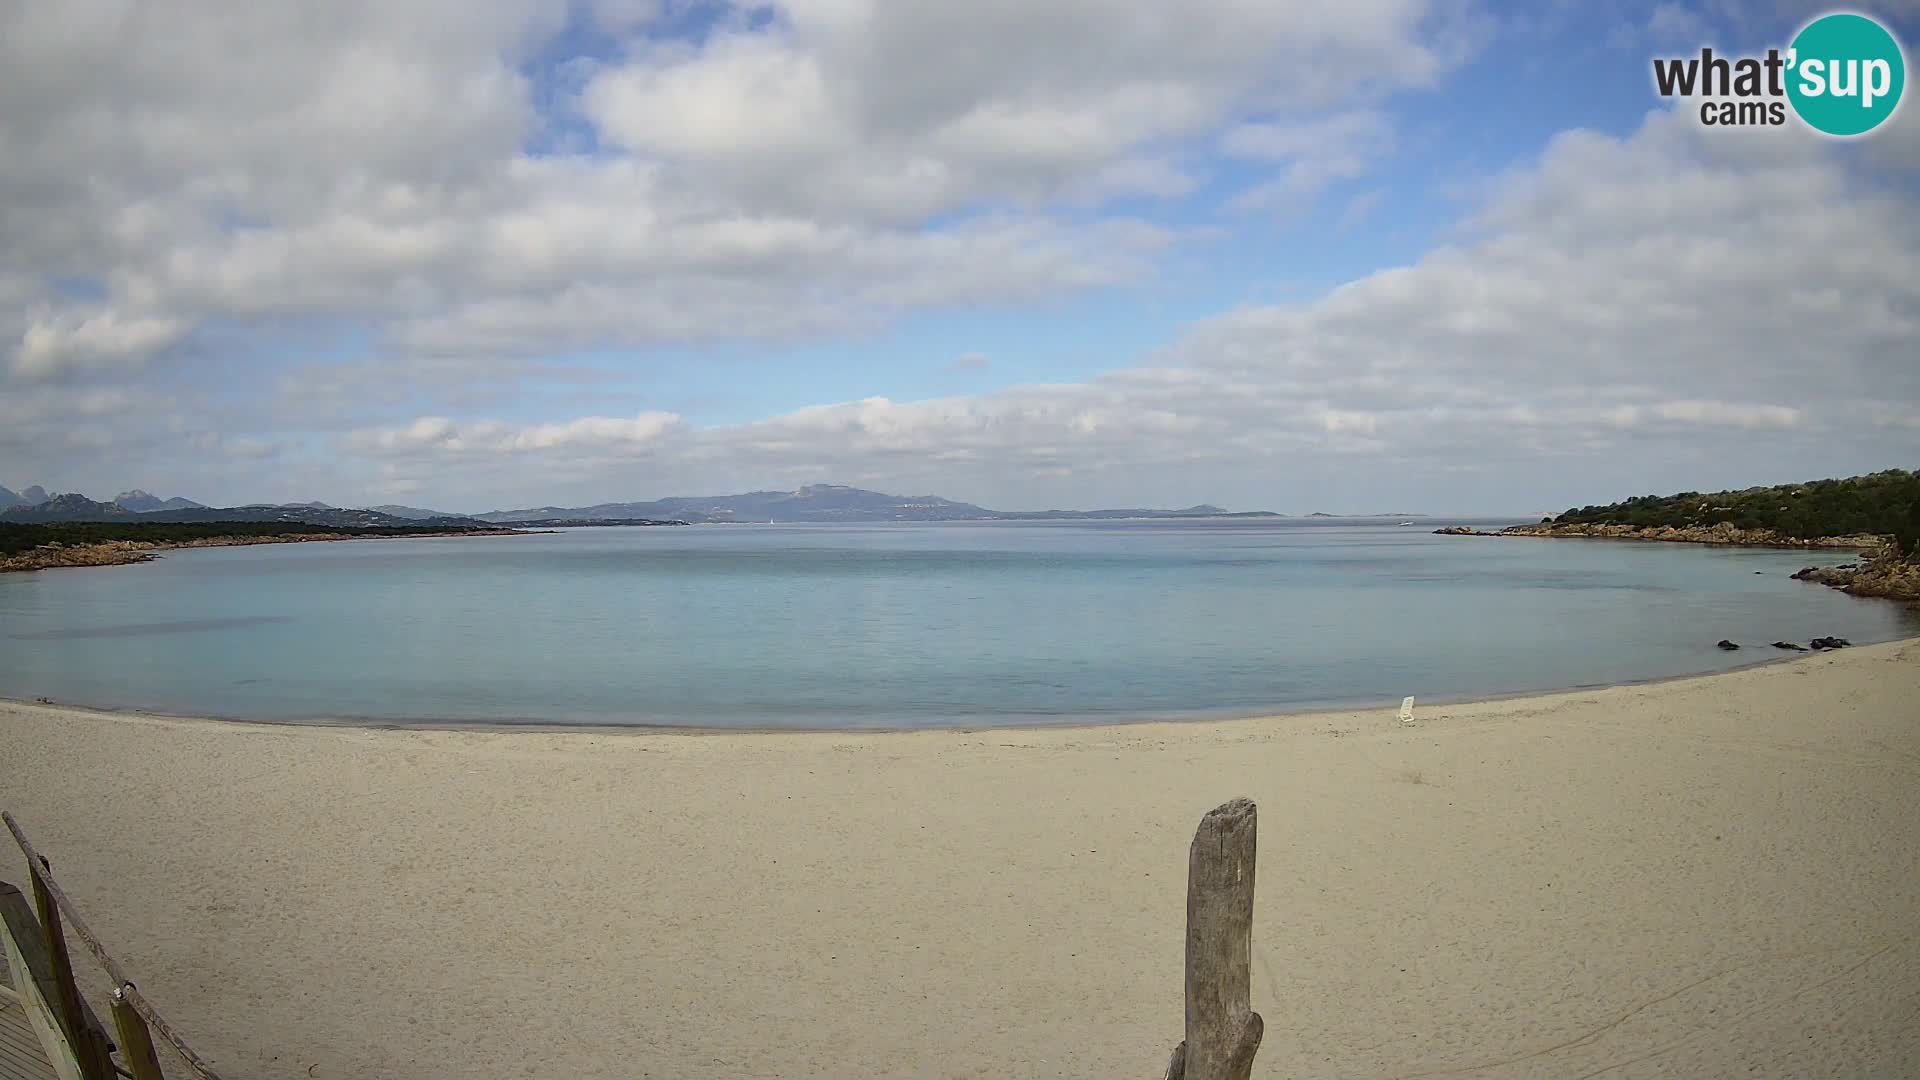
<box><xmin>3</xmin><ymin>485</ymin><xmax>206</xmax><ymax>514</ymax></box>
<box><xmin>2</xmin><ymin>482</ymin><xmax>1301</xmax><ymax>527</ymax></box>
<box><xmin>0</xmin><ymin>492</ymin><xmax>495</xmax><ymax>529</ymax></box>
<box><xmin>473</xmin><ymin>484</ymin><xmax>1285</xmax><ymax>523</ymax></box>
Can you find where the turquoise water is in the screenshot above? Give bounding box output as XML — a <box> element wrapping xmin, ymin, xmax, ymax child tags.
<box><xmin>0</xmin><ymin>521</ymin><xmax>1911</xmax><ymax>727</ymax></box>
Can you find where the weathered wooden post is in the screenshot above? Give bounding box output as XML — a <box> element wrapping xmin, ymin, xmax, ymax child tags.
<box><xmin>111</xmin><ymin>987</ymin><xmax>167</xmax><ymax>1080</ymax></box>
<box><xmin>29</xmin><ymin>856</ymin><xmax>116</xmax><ymax>1080</ymax></box>
<box><xmin>1165</xmin><ymin>798</ymin><xmax>1262</xmax><ymax>1080</ymax></box>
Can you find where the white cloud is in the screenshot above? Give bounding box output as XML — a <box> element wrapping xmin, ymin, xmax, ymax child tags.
<box><xmin>13</xmin><ymin>309</ymin><xmax>188</xmax><ymax>378</ymax></box>
<box><xmin>3</xmin><ymin>2</ymin><xmax>1915</xmax><ymax>512</ymax></box>
<box><xmin>1646</xmin><ymin>3</ymin><xmax>1710</xmax><ymax>43</ymax></box>
<box><xmin>0</xmin><ymin>0</ymin><xmax>1472</xmax><ymax>388</ymax></box>
<box><xmin>323</xmin><ymin>105</ymin><xmax>1917</xmax><ymax>508</ymax></box>
<box><xmin>1221</xmin><ymin>111</ymin><xmax>1396</xmax><ymax>213</ymax></box>
<box><xmin>347</xmin><ymin>411</ymin><xmax>685</xmax><ymax>457</ymax></box>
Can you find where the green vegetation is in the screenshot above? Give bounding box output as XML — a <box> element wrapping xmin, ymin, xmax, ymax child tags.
<box><xmin>1551</xmin><ymin>469</ymin><xmax>1920</xmax><ymax>551</ymax></box>
<box><xmin>0</xmin><ymin>520</ymin><xmax>491</xmax><ymax>557</ymax></box>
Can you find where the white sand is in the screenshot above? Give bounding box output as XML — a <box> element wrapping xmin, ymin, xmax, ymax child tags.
<box><xmin>2</xmin><ymin>642</ymin><xmax>1917</xmax><ymax>1079</ymax></box>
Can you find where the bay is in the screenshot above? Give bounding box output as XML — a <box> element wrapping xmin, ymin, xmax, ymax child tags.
<box><xmin>0</xmin><ymin>520</ymin><xmax>1910</xmax><ymax>727</ymax></box>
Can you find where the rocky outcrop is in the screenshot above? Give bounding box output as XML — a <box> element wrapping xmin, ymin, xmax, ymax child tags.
<box><xmin>1790</xmin><ymin>554</ymin><xmax>1920</xmax><ymax>604</ymax></box>
<box><xmin>1772</xmin><ymin>641</ymin><xmax>1809</xmax><ymax>651</ymax></box>
<box><xmin>1431</xmin><ymin>525</ymin><xmax>1493</xmax><ymax>536</ymax></box>
<box><xmin>1810</xmin><ymin>636</ymin><xmax>1853</xmax><ymax>650</ymax></box>
<box><xmin>0</xmin><ymin>540</ymin><xmax>161</xmax><ymax>572</ymax></box>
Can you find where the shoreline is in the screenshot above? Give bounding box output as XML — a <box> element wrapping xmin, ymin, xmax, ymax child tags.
<box><xmin>1434</xmin><ymin>523</ymin><xmax>1883</xmax><ymax>550</ymax></box>
<box><xmin>0</xmin><ymin>527</ymin><xmax>534</xmax><ymax>573</ymax></box>
<box><xmin>2</xmin><ymin>640</ymin><xmax>1915</xmax><ymax>1079</ymax></box>
<box><xmin>4</xmin><ymin>634</ymin><xmax>1906</xmax><ymax>735</ymax></box>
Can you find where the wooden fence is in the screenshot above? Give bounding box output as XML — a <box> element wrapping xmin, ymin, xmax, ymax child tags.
<box><xmin>3</xmin><ymin>798</ymin><xmax>1260</xmax><ymax>1080</ymax></box>
<box><xmin>2</xmin><ymin>812</ymin><xmax>221</xmax><ymax>1080</ymax></box>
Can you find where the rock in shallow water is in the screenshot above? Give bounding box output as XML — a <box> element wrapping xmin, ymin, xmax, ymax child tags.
<box><xmin>1772</xmin><ymin>641</ymin><xmax>1809</xmax><ymax>651</ymax></box>
<box><xmin>1716</xmin><ymin>639</ymin><xmax>1740</xmax><ymax>650</ymax></box>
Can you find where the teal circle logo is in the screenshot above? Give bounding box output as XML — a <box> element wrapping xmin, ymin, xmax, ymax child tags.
<box><xmin>1786</xmin><ymin>13</ymin><xmax>1905</xmax><ymax>136</ymax></box>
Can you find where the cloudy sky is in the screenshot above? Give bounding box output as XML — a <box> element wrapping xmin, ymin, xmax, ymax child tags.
<box><xmin>3</xmin><ymin>0</ymin><xmax>1917</xmax><ymax>515</ymax></box>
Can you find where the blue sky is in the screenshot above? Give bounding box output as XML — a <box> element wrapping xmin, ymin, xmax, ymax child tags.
<box><xmin>2</xmin><ymin>0</ymin><xmax>1917</xmax><ymax>513</ymax></box>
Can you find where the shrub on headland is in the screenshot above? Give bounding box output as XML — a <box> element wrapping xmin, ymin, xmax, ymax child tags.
<box><xmin>1551</xmin><ymin>469</ymin><xmax>1920</xmax><ymax>549</ymax></box>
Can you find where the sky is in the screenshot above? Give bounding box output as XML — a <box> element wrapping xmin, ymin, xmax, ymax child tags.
<box><xmin>2</xmin><ymin>0</ymin><xmax>1918</xmax><ymax>516</ymax></box>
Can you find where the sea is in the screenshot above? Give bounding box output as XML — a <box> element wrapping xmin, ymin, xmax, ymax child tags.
<box><xmin>0</xmin><ymin>520</ymin><xmax>1912</xmax><ymax>728</ymax></box>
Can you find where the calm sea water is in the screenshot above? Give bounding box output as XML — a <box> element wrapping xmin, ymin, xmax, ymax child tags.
<box><xmin>0</xmin><ymin>521</ymin><xmax>1912</xmax><ymax>727</ymax></box>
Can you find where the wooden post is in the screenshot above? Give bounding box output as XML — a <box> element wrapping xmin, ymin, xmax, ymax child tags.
<box><xmin>1165</xmin><ymin>798</ymin><xmax>1262</xmax><ymax>1080</ymax></box>
<box><xmin>112</xmin><ymin>988</ymin><xmax>167</xmax><ymax>1080</ymax></box>
<box><xmin>28</xmin><ymin>861</ymin><xmax>115</xmax><ymax>1080</ymax></box>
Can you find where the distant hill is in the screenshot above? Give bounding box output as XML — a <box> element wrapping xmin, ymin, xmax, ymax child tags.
<box><xmin>364</xmin><ymin>504</ymin><xmax>455</xmax><ymax>519</ymax></box>
<box><xmin>478</xmin><ymin>484</ymin><xmax>1284</xmax><ymax>524</ymax></box>
<box><xmin>1</xmin><ymin>494</ymin><xmax>135</xmax><ymax>521</ymax></box>
<box><xmin>1</xmin><ymin>494</ymin><xmax>495</xmax><ymax>530</ymax></box>
<box><xmin>8</xmin><ymin>482</ymin><xmax>1283</xmax><ymax>527</ymax></box>
<box><xmin>0</xmin><ymin>485</ymin><xmax>49</xmax><ymax>509</ymax></box>
<box><xmin>2</xmin><ymin>487</ymin><xmax>207</xmax><ymax>512</ymax></box>
<box><xmin>113</xmin><ymin>489</ymin><xmax>208</xmax><ymax>512</ymax></box>
<box><xmin>1304</xmin><ymin>512</ymin><xmax>1427</xmax><ymax>518</ymax></box>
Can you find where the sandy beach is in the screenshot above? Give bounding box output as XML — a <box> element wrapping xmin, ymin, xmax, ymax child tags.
<box><xmin>1</xmin><ymin>642</ymin><xmax>1916</xmax><ymax>1079</ymax></box>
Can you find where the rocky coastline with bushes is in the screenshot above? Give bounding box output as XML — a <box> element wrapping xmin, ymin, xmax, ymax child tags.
<box><xmin>0</xmin><ymin>522</ymin><xmax>528</xmax><ymax>573</ymax></box>
<box><xmin>1436</xmin><ymin>470</ymin><xmax>1920</xmax><ymax>606</ymax></box>
<box><xmin>1788</xmin><ymin>558</ymin><xmax>1920</xmax><ymax>603</ymax></box>
<box><xmin>1432</xmin><ymin>521</ymin><xmax>1884</xmax><ymax>550</ymax></box>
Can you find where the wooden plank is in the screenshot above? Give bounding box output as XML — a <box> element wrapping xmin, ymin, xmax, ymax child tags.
<box><xmin>0</xmin><ymin>1003</ymin><xmax>57</xmax><ymax>1080</ymax></box>
<box><xmin>0</xmin><ymin>1009</ymin><xmax>51</xmax><ymax>1055</ymax></box>
<box><xmin>0</xmin><ymin>1034</ymin><xmax>50</xmax><ymax>1076</ymax></box>
<box><xmin>0</xmin><ymin>915</ymin><xmax>72</xmax><ymax>1080</ymax></box>
<box><xmin>0</xmin><ymin>1034</ymin><xmax>58</xmax><ymax>1080</ymax></box>
<box><xmin>0</xmin><ymin>1008</ymin><xmax>56</xmax><ymax>1062</ymax></box>
<box><xmin>1166</xmin><ymin>798</ymin><xmax>1263</xmax><ymax>1080</ymax></box>
<box><xmin>0</xmin><ymin>1021</ymin><xmax>51</xmax><ymax>1067</ymax></box>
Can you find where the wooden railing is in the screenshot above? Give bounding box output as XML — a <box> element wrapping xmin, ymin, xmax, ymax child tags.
<box><xmin>2</xmin><ymin>799</ymin><xmax>1260</xmax><ymax>1080</ymax></box>
<box><xmin>2</xmin><ymin>813</ymin><xmax>222</xmax><ymax>1080</ymax></box>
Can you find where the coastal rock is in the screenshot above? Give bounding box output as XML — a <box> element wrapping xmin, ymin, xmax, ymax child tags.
<box><xmin>1791</xmin><ymin>557</ymin><xmax>1920</xmax><ymax>603</ymax></box>
<box><xmin>1792</xmin><ymin>564</ymin><xmax>1858</xmax><ymax>587</ymax></box>
<box><xmin>1810</xmin><ymin>637</ymin><xmax>1853</xmax><ymax>650</ymax></box>
<box><xmin>1716</xmin><ymin>639</ymin><xmax>1740</xmax><ymax>650</ymax></box>
<box><xmin>1772</xmin><ymin>641</ymin><xmax>1809</xmax><ymax>651</ymax></box>
<box><xmin>1431</xmin><ymin>525</ymin><xmax>1487</xmax><ymax>536</ymax></box>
